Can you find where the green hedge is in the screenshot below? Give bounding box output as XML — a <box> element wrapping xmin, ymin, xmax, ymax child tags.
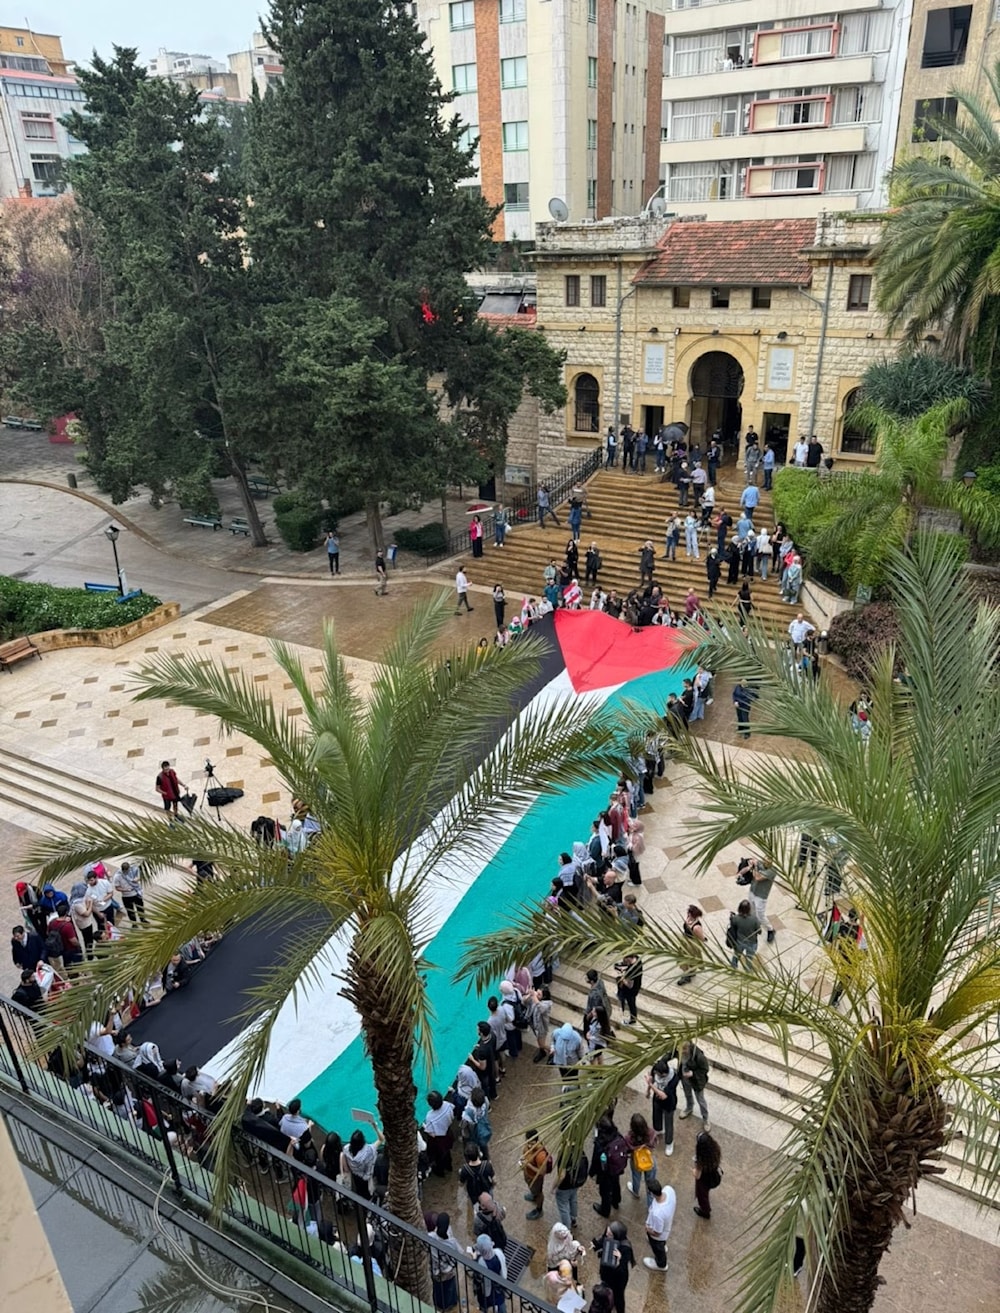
<box><xmin>273</xmin><ymin>490</ymin><xmax>323</xmax><ymax>552</ymax></box>
<box><xmin>0</xmin><ymin>577</ymin><xmax>163</xmax><ymax>642</ymax></box>
<box><xmin>394</xmin><ymin>522</ymin><xmax>448</xmax><ymax>555</ymax></box>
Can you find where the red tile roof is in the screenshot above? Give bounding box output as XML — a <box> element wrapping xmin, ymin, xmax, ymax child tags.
<box><xmin>635</xmin><ymin>218</ymin><xmax>816</xmax><ymax>288</ymax></box>
<box><xmin>477</xmin><ymin>307</ymin><xmax>537</xmax><ymax>328</ymax></box>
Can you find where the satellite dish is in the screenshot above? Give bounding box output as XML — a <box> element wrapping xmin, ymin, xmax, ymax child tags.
<box><xmin>649</xmin><ymin>196</ymin><xmax>667</xmax><ymax>219</ymax></box>
<box><xmin>548</xmin><ymin>197</ymin><xmax>569</xmax><ymax>222</ymax></box>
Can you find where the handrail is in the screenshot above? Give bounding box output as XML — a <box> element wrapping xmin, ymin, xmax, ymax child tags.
<box><xmin>0</xmin><ymin>992</ymin><xmax>557</xmax><ymax>1313</ymax></box>
<box><xmin>422</xmin><ymin>446</ymin><xmax>603</xmax><ymax>565</ymax></box>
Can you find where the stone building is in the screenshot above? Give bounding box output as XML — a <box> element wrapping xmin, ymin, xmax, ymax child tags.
<box><xmin>526</xmin><ymin>210</ymin><xmax>899</xmax><ymax>477</ymax></box>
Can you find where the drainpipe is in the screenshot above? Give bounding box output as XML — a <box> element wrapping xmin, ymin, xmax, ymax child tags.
<box><xmin>797</xmin><ymin>213</ymin><xmax>834</xmax><ymax>437</ymax></box>
<box><xmin>614</xmin><ymin>260</ymin><xmax>637</xmax><ymax>432</ymax></box>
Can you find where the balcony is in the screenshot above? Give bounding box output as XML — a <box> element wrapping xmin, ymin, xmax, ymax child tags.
<box><xmin>753</xmin><ymin>23</ymin><xmax>839</xmax><ymax>67</ymax></box>
<box><xmin>665</xmin><ymin>0</ymin><xmax>876</xmax><ymax>36</ymax></box>
<box><xmin>661</xmin><ymin>124</ymin><xmax>867</xmax><ymax>164</ymax></box>
<box><xmin>749</xmin><ymin>93</ymin><xmax>831</xmax><ymax>132</ymax></box>
<box><xmin>664</xmin><ymin>54</ymin><xmax>875</xmax><ymax>96</ymax></box>
<box><xmin>745</xmin><ymin>160</ymin><xmax>825</xmax><ymax>196</ymax></box>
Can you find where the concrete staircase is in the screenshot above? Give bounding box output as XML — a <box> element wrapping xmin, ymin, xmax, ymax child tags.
<box><xmin>0</xmin><ymin>746</ymin><xmax>160</xmax><ymax>834</ymax></box>
<box><xmin>548</xmin><ymin>960</ymin><xmax>1000</xmax><ymax>1217</ymax></box>
<box><xmin>483</xmin><ymin>465</ymin><xmax>802</xmax><ymax>629</ymax></box>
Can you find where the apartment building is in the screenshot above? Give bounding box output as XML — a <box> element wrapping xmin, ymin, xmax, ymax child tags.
<box><xmin>896</xmin><ymin>0</ymin><xmax>1000</xmax><ymax>155</ymax></box>
<box><xmin>658</xmin><ymin>0</ymin><xmax>913</xmax><ymax>218</ymax></box>
<box><xmin>0</xmin><ymin>29</ymin><xmax>84</xmax><ymax>199</ymax></box>
<box><xmin>414</xmin><ymin>0</ymin><xmax>666</xmax><ymax>239</ymax></box>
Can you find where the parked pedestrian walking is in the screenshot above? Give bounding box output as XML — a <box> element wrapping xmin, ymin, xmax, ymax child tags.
<box><xmin>455</xmin><ymin>566</ymin><xmax>474</xmax><ymax>614</ymax></box>
<box><xmin>642</xmin><ymin>1180</ymin><xmax>675</xmax><ymax>1272</ymax></box>
<box><xmin>692</xmin><ymin>1131</ymin><xmax>723</xmax><ymax>1218</ymax></box>
<box><xmin>325</xmin><ymin>530</ymin><xmax>340</xmax><ymax>575</ymax></box>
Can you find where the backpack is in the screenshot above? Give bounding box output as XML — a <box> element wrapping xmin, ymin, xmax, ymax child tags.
<box><xmin>604</xmin><ymin>1134</ymin><xmax>630</xmax><ymax>1175</ymax></box>
<box><xmin>725</xmin><ymin>914</ymin><xmax>738</xmax><ymax>950</ymax></box>
<box><xmin>511</xmin><ymin>991</ymin><xmax>531</xmax><ymax>1030</ymax></box>
<box><xmin>632</xmin><ymin>1144</ymin><xmax>654</xmax><ymax>1174</ymax></box>
<box><xmin>573</xmin><ymin>1152</ymin><xmax>590</xmax><ymax>1189</ymax></box>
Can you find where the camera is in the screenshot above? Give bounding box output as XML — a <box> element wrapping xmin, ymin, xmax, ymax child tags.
<box><xmin>205</xmin><ymin>758</ymin><xmax>215</xmax><ymax>776</ymax></box>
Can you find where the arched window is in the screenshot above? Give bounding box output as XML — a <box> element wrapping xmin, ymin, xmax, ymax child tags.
<box><xmin>573</xmin><ymin>373</ymin><xmax>600</xmax><ymax>432</ymax></box>
<box><xmin>840</xmin><ymin>387</ymin><xmax>874</xmax><ymax>455</ymax></box>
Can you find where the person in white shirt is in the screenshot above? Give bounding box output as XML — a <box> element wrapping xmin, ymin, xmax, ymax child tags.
<box><xmin>113</xmin><ymin>861</ymin><xmax>146</xmax><ymax>924</ymax></box>
<box><xmin>788</xmin><ymin>614</ymin><xmax>815</xmax><ymax>656</ymax></box>
<box><xmin>181</xmin><ymin>1065</ymin><xmax>218</xmax><ymax>1107</ymax></box>
<box><xmin>279</xmin><ymin>1097</ymin><xmax>311</xmax><ymax>1144</ymax></box>
<box><xmin>85</xmin><ymin>865</ymin><xmax>118</xmax><ymax>925</ymax></box>
<box><xmin>455</xmin><ymin>566</ymin><xmax>474</xmax><ymax>614</ymax></box>
<box><xmin>793</xmin><ymin>437</ymin><xmax>809</xmax><ymax>467</ymax></box>
<box><xmin>643</xmin><ymin>1179</ymin><xmax>676</xmax><ymax>1271</ymax></box>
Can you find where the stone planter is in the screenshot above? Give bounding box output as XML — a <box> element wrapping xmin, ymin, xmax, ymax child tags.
<box><xmin>30</xmin><ymin>602</ymin><xmax>181</xmax><ymax>652</ymax></box>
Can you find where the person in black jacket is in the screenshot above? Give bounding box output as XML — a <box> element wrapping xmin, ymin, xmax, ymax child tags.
<box><xmin>593</xmin><ymin>1221</ymin><xmax>634</xmax><ymax>1313</ymax></box>
<box><xmin>11</xmin><ymin>925</ymin><xmax>46</xmax><ymax>972</ymax></box>
<box><xmin>646</xmin><ymin>1056</ymin><xmax>680</xmax><ymax>1157</ymax></box>
<box><xmin>590</xmin><ymin>1113</ymin><xmax>623</xmax><ymax>1218</ymax></box>
<box><xmin>705</xmin><ymin>550</ymin><xmax>721</xmax><ymax>599</ymax></box>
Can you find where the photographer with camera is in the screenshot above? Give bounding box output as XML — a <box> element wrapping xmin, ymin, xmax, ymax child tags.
<box><xmin>155</xmin><ymin>760</ymin><xmax>188</xmax><ymax>817</ymax></box>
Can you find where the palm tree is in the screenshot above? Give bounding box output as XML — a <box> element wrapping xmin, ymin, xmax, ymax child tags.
<box><xmin>874</xmin><ymin>58</ymin><xmax>1000</xmax><ymax>362</ymax></box>
<box><xmin>27</xmin><ymin>595</ymin><xmax>629</xmax><ymax>1291</ymax></box>
<box><xmin>781</xmin><ymin>396</ymin><xmax>1000</xmax><ymax>588</ymax></box>
<box><xmin>460</xmin><ymin>536</ymin><xmax>1000</xmax><ymax>1313</ymax></box>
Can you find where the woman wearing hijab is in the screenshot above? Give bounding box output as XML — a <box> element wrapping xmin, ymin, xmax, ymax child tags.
<box><xmin>428</xmin><ymin>1211</ymin><xmax>462</xmax><ymax>1311</ymax></box>
<box><xmin>473</xmin><ymin>1233</ymin><xmax>507</xmax><ymax>1313</ymax></box>
<box><xmin>284</xmin><ymin>818</ymin><xmax>307</xmax><ymax>855</ymax></box>
<box><xmin>547</xmin><ymin>1221</ymin><xmax>586</xmax><ymax>1277</ymax></box>
<box><xmin>135</xmin><ymin>1042</ymin><xmax>165</xmax><ymax>1081</ymax></box>
<box><xmin>69</xmin><ymin>882</ymin><xmax>98</xmax><ymax>960</ymax></box>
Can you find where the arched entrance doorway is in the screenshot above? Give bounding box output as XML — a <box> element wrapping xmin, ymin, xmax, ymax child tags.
<box><xmin>688</xmin><ymin>351</ymin><xmax>744</xmax><ymax>448</ymax></box>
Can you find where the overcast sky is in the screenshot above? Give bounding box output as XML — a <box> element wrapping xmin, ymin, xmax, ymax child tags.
<box><xmin>25</xmin><ymin>1</ymin><xmax>265</xmax><ymax>66</ymax></box>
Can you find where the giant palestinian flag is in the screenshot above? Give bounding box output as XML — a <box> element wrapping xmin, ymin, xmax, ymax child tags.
<box><xmin>129</xmin><ymin>613</ymin><xmax>697</xmax><ymax>1123</ymax></box>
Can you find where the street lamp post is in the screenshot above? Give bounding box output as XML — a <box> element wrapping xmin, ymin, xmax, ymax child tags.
<box><xmin>104</xmin><ymin>523</ymin><xmax>125</xmax><ymax>596</ymax></box>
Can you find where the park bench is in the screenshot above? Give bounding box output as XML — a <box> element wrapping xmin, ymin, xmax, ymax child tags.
<box><xmin>230</xmin><ymin>517</ymin><xmax>251</xmax><ymax>536</ymax></box>
<box><xmin>2</xmin><ymin>415</ymin><xmax>23</xmax><ymax>428</ymax></box>
<box><xmin>183</xmin><ymin>515</ymin><xmax>223</xmax><ymax>530</ymax></box>
<box><xmin>0</xmin><ymin>635</ymin><xmax>41</xmax><ymax>672</ymax></box>
<box><xmin>20</xmin><ymin>418</ymin><xmax>43</xmax><ymax>431</ymax></box>
<box><xmin>84</xmin><ymin>583</ymin><xmax>144</xmax><ymax>602</ymax></box>
<box><xmin>2</xmin><ymin>415</ymin><xmax>43</xmax><ymax>430</ymax></box>
<box><xmin>247</xmin><ymin>477</ymin><xmax>280</xmax><ymax>498</ymax></box>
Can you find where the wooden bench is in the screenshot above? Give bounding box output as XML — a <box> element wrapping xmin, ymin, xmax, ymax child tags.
<box><xmin>20</xmin><ymin>419</ymin><xmax>43</xmax><ymax>431</ymax></box>
<box><xmin>0</xmin><ymin>635</ymin><xmax>41</xmax><ymax>672</ymax></box>
<box><xmin>183</xmin><ymin>516</ymin><xmax>222</xmax><ymax>530</ymax></box>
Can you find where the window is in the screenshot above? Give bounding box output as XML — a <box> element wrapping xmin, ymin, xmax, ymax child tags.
<box><xmin>847</xmin><ymin>274</ymin><xmax>871</xmax><ymax>311</ymax></box>
<box><xmin>711</xmin><ymin>287</ymin><xmax>730</xmax><ymax>309</ymax></box>
<box><xmin>778</xmin><ymin>27</ymin><xmax>834</xmax><ymax>59</ymax></box>
<box><xmin>587</xmin><ymin>178</ymin><xmax>597</xmax><ymax>210</ymax></box>
<box><xmin>833</xmin><ymin>85</ymin><xmax>882</xmax><ymax>124</ymax></box>
<box><xmin>591</xmin><ymin>275</ymin><xmax>607</xmax><ymax>308</ymax></box>
<box><xmin>460</xmin><ymin>183</ymin><xmax>482</xmax><ymax>199</ymax></box>
<box><xmin>452</xmin><ymin>63</ymin><xmax>477</xmax><ymax>94</ymax></box>
<box><xmin>769</xmin><ymin>161</ymin><xmax>822</xmax><ymax>192</ymax></box>
<box><xmin>500</xmin><ymin>0</ymin><xmax>527</xmax><ymax>20</ymax></box>
<box><xmin>667</xmin><ymin>160</ymin><xmax>734</xmax><ymax>202</ymax></box>
<box><xmin>589</xmin><ymin>0</ymin><xmax>598</xmax><ymax>19</ymax></box>
<box><xmin>826</xmin><ymin>153</ymin><xmax>875</xmax><ymax>192</ymax></box>
<box><xmin>840</xmin><ymin>388</ymin><xmax>875</xmax><ymax>454</ymax></box>
<box><xmin>504</xmin><ymin>181</ymin><xmax>529</xmax><ymax>209</ymax></box>
<box><xmin>912</xmin><ymin>96</ymin><xmax>958</xmax><ymax>142</ymax></box>
<box><xmin>673</xmin><ymin>287</ymin><xmax>691</xmax><ymax>309</ymax></box>
<box><xmin>752</xmin><ymin>287</ymin><xmax>772</xmax><ymax>309</ymax></box>
<box><xmin>921</xmin><ymin>6</ymin><xmax>972</xmax><ymax>68</ymax></box>
<box><xmin>21</xmin><ymin>111</ymin><xmax>55</xmax><ymax>140</ymax></box>
<box><xmin>449</xmin><ymin>1</ymin><xmax>475</xmax><ymax>29</ymax></box>
<box><xmin>574</xmin><ymin>373</ymin><xmax>601</xmax><ymax>432</ymax></box>
<box><xmin>839</xmin><ymin>10</ymin><xmax>892</xmax><ymax>55</ymax></box>
<box><xmin>15</xmin><ymin>35</ymin><xmax>24</xmax><ymax>46</ymax></box>
<box><xmin>458</xmin><ymin>124</ymin><xmax>479</xmax><ymax>152</ymax></box>
<box><xmin>565</xmin><ymin>275</ymin><xmax>581</xmax><ymax>307</ymax></box>
<box><xmin>587</xmin><ymin>119</ymin><xmax>598</xmax><ymax>150</ymax></box>
<box><xmin>502</xmin><ymin>120</ymin><xmax>528</xmax><ymax>151</ymax></box>
<box><xmin>30</xmin><ymin>154</ymin><xmax>60</xmax><ymax>184</ymax></box>
<box><xmin>588</xmin><ymin>57</ymin><xmax>598</xmax><ymax>88</ymax></box>
<box><xmin>500</xmin><ymin>57</ymin><xmax>527</xmax><ymax>88</ymax></box>
<box><xmin>672</xmin><ymin>33</ymin><xmax>725</xmax><ymax>78</ymax></box>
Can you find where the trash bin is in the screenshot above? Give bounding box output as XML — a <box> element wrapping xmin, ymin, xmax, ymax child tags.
<box><xmin>67</xmin><ymin>472</ymin><xmax>78</xmax><ymax>489</ymax></box>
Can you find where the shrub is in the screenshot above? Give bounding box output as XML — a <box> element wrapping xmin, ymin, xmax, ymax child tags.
<box><xmin>0</xmin><ymin>577</ymin><xmax>162</xmax><ymax>641</ymax></box>
<box><xmin>273</xmin><ymin>489</ymin><xmax>323</xmax><ymax>552</ymax></box>
<box><xmin>394</xmin><ymin>522</ymin><xmax>449</xmax><ymax>555</ymax></box>
<box><xmin>827</xmin><ymin>602</ymin><xmax>902</xmax><ymax>682</ymax></box>
<box><xmin>771</xmin><ymin>466</ymin><xmax>814</xmax><ymax>541</ymax></box>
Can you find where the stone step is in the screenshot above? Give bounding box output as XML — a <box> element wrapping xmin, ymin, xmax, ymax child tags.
<box><xmin>0</xmin><ymin>747</ymin><xmax>160</xmax><ymax>833</ymax></box>
<box><xmin>547</xmin><ymin>966</ymin><xmax>999</xmax><ymax>1212</ymax></box>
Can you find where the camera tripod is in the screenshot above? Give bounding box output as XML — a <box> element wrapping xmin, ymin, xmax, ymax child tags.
<box><xmin>200</xmin><ymin>759</ymin><xmax>223</xmax><ymax>821</ymax></box>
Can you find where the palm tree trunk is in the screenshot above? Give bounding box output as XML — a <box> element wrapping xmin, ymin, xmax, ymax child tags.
<box><xmin>815</xmin><ymin>1083</ymin><xmax>948</xmax><ymax>1313</ymax></box>
<box><xmin>348</xmin><ymin>952</ymin><xmax>430</xmax><ymax>1301</ymax></box>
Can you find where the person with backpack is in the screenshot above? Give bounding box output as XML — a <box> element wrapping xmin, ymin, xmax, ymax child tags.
<box><xmin>692</xmin><ymin>1131</ymin><xmax>723</xmax><ymax>1218</ymax></box>
<box><xmin>460</xmin><ymin>1141</ymin><xmax>497</xmax><ymax>1205</ymax></box>
<box><xmin>429</xmin><ymin>1211</ymin><xmax>462</xmax><ymax>1311</ymax></box>
<box><xmin>593</xmin><ymin>1221</ymin><xmax>634</xmax><ymax>1313</ymax></box>
<box><xmin>529</xmin><ymin>985</ymin><xmax>553</xmax><ymax>1063</ymax></box>
<box><xmin>472</xmin><ymin>1192</ymin><xmax>508</xmax><ymax>1251</ymax></box>
<box><xmin>553</xmin><ymin>1149</ymin><xmax>590</xmax><ymax>1229</ymax></box>
<box><xmin>625</xmin><ymin>1112</ymin><xmax>657</xmax><ymax>1204</ymax></box>
<box><xmin>590</xmin><ymin>1113</ymin><xmax>628</xmax><ymax>1218</ymax></box>
<box><xmin>462</xmin><ymin>1087</ymin><xmax>493</xmax><ymax>1156</ymax></box>
<box><xmin>646</xmin><ymin>1056</ymin><xmax>680</xmax><ymax>1157</ymax></box>
<box><xmin>520</xmin><ymin>1128</ymin><xmax>551</xmax><ymax>1221</ymax></box>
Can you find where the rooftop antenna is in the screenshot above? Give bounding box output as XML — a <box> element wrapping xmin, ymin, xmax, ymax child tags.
<box><xmin>548</xmin><ymin>197</ymin><xmax>569</xmax><ymax>222</ymax></box>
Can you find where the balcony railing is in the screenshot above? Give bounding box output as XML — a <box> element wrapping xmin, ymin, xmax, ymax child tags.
<box><xmin>0</xmin><ymin>992</ymin><xmax>558</xmax><ymax>1313</ymax></box>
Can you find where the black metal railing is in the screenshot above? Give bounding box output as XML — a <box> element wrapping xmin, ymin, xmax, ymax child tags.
<box><xmin>422</xmin><ymin>446</ymin><xmax>603</xmax><ymax>565</ymax></box>
<box><xmin>0</xmin><ymin>994</ymin><xmax>555</xmax><ymax>1313</ymax></box>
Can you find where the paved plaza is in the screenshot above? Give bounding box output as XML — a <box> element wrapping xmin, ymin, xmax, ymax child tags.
<box><xmin>1</xmin><ymin>475</ymin><xmax>997</xmax><ymax>1312</ymax></box>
